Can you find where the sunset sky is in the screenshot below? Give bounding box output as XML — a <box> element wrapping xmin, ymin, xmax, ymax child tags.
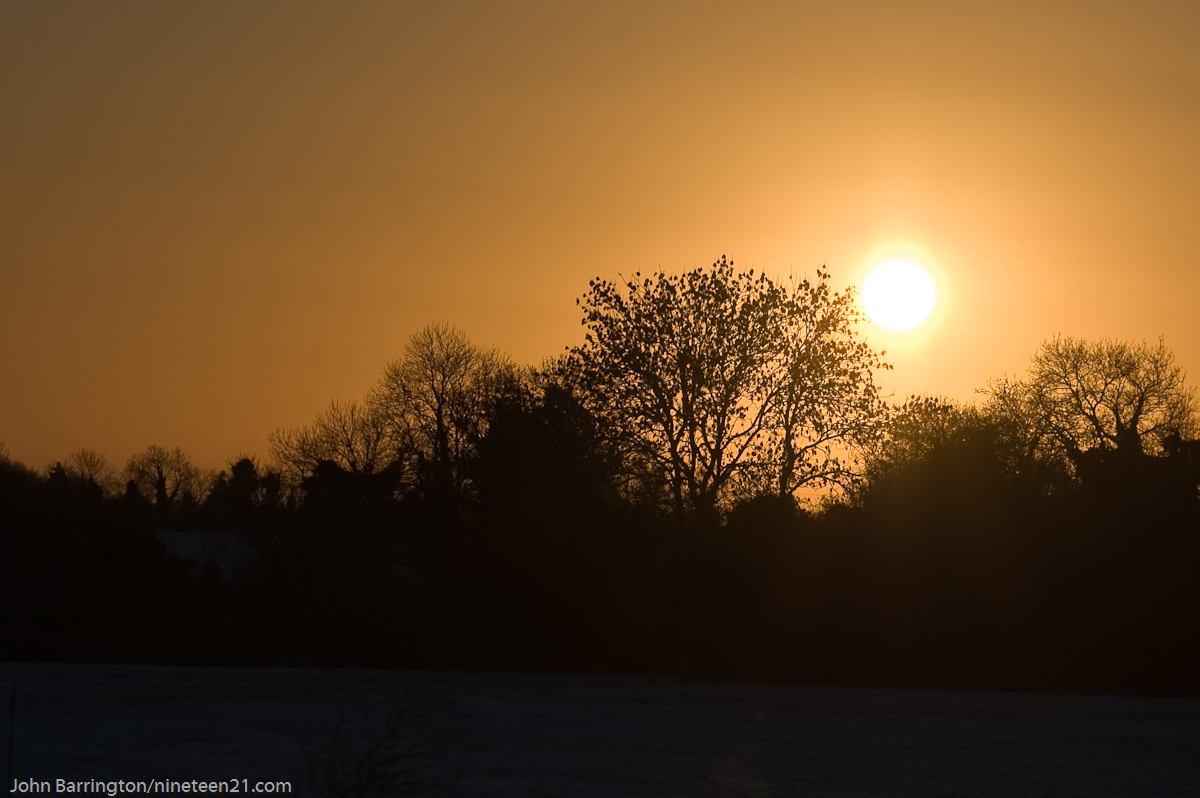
<box><xmin>3</xmin><ymin>1</ymin><xmax>1199</xmax><ymax>470</ymax></box>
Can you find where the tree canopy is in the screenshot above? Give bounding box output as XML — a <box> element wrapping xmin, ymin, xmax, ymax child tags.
<box><xmin>269</xmin><ymin>398</ymin><xmax>393</xmax><ymax>484</ymax></box>
<box><xmin>368</xmin><ymin>321</ymin><xmax>521</xmax><ymax>503</ymax></box>
<box><xmin>1029</xmin><ymin>334</ymin><xmax>1199</xmax><ymax>459</ymax></box>
<box><xmin>124</xmin><ymin>444</ymin><xmax>208</xmax><ymax>508</ymax></box>
<box><xmin>571</xmin><ymin>256</ymin><xmax>888</xmax><ymax>519</ymax></box>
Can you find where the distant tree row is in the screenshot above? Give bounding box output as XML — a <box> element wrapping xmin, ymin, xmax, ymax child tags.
<box><xmin>3</xmin><ymin>255</ymin><xmax>1198</xmax><ymax>693</ymax></box>
<box><xmin>860</xmin><ymin>334</ymin><xmax>1199</xmax><ymax>503</ymax></box>
<box><xmin>38</xmin><ymin>445</ymin><xmax>210</xmax><ymax>508</ymax></box>
<box><xmin>262</xmin><ymin>258</ymin><xmax>890</xmax><ymax>523</ymax></box>
<box><xmin>12</xmin><ymin>261</ymin><xmax>1200</xmax><ymax>528</ymax></box>
<box><xmin>261</xmin><ymin>260</ymin><xmax>1200</xmax><ymax>522</ymax></box>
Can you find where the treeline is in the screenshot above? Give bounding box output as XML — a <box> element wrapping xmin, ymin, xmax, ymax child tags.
<box><xmin>2</xmin><ymin>259</ymin><xmax>1198</xmax><ymax>695</ymax></box>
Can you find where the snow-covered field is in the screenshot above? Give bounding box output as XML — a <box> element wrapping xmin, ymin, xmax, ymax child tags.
<box><xmin>2</xmin><ymin>661</ymin><xmax>1198</xmax><ymax>796</ymax></box>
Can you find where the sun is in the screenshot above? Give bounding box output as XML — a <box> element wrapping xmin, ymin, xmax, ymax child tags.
<box><xmin>860</xmin><ymin>261</ymin><xmax>936</xmax><ymax>330</ymax></box>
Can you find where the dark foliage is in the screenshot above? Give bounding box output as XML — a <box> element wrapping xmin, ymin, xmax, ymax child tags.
<box><xmin>6</xmin><ymin>397</ymin><xmax>1197</xmax><ymax>694</ymax></box>
<box><xmin>3</xmin><ymin>311</ymin><xmax>1199</xmax><ymax>696</ymax></box>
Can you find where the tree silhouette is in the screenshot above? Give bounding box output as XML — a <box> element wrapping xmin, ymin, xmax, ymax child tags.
<box><xmin>857</xmin><ymin>395</ymin><xmax>986</xmax><ymax>488</ymax></box>
<box><xmin>1010</xmin><ymin>335</ymin><xmax>1198</xmax><ymax>466</ymax></box>
<box><xmin>475</xmin><ymin>382</ymin><xmax>616</xmax><ymax>525</ymax></box>
<box><xmin>572</xmin><ymin>257</ymin><xmax>887</xmax><ymax>519</ymax></box>
<box><xmin>269</xmin><ymin>399</ymin><xmax>394</xmax><ymax>486</ymax></box>
<box><xmin>205</xmin><ymin>456</ymin><xmax>285</xmax><ymax>529</ymax></box>
<box><xmin>977</xmin><ymin>375</ymin><xmax>1073</xmax><ymax>493</ymax></box>
<box><xmin>124</xmin><ymin>445</ymin><xmax>208</xmax><ymax>509</ymax></box>
<box><xmin>368</xmin><ymin>322</ymin><xmax>520</xmax><ymax>504</ymax></box>
<box><xmin>758</xmin><ymin>266</ymin><xmax>892</xmax><ymax>499</ymax></box>
<box><xmin>60</xmin><ymin>448</ymin><xmax>121</xmax><ymax>496</ymax></box>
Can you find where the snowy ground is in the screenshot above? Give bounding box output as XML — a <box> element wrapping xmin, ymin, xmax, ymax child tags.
<box><xmin>2</xmin><ymin>662</ymin><xmax>1198</xmax><ymax>796</ymax></box>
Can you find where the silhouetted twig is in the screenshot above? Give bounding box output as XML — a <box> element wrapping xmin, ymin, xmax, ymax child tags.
<box><xmin>303</xmin><ymin>674</ymin><xmax>464</xmax><ymax>798</ymax></box>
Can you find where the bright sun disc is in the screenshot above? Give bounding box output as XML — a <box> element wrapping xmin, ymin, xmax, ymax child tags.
<box><xmin>861</xmin><ymin>261</ymin><xmax>936</xmax><ymax>330</ymax></box>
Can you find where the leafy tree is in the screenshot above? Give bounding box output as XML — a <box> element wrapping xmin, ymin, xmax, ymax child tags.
<box><xmin>572</xmin><ymin>256</ymin><xmax>888</xmax><ymax>519</ymax></box>
<box><xmin>977</xmin><ymin>376</ymin><xmax>1072</xmax><ymax>492</ymax></box>
<box><xmin>475</xmin><ymin>382</ymin><xmax>617</xmax><ymax>524</ymax></box>
<box><xmin>762</xmin><ymin>269</ymin><xmax>893</xmax><ymax>499</ymax></box>
<box><xmin>863</xmin><ymin>395</ymin><xmax>986</xmax><ymax>470</ymax></box>
<box><xmin>209</xmin><ymin>456</ymin><xmax>262</xmax><ymax>503</ymax></box>
<box><xmin>847</xmin><ymin>395</ymin><xmax>1001</xmax><ymax>506</ymax></box>
<box><xmin>206</xmin><ymin>456</ymin><xmax>284</xmax><ymax>527</ymax></box>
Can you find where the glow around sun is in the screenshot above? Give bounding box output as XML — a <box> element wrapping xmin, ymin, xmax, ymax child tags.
<box><xmin>860</xmin><ymin>261</ymin><xmax>936</xmax><ymax>330</ymax></box>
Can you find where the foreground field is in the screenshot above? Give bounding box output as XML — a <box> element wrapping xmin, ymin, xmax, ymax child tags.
<box><xmin>2</xmin><ymin>662</ymin><xmax>1198</xmax><ymax>796</ymax></box>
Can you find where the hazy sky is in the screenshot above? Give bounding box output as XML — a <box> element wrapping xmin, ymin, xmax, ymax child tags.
<box><xmin>3</xmin><ymin>1</ymin><xmax>1200</xmax><ymax>470</ymax></box>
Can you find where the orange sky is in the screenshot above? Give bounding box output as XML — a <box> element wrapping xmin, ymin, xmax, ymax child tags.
<box><xmin>3</xmin><ymin>1</ymin><xmax>1199</xmax><ymax>470</ymax></box>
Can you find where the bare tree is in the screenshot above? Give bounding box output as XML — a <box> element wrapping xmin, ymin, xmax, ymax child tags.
<box><xmin>268</xmin><ymin>399</ymin><xmax>395</xmax><ymax>485</ymax></box>
<box><xmin>61</xmin><ymin>448</ymin><xmax>121</xmax><ymax>495</ymax></box>
<box><xmin>368</xmin><ymin>322</ymin><xmax>520</xmax><ymax>498</ymax></box>
<box><xmin>1028</xmin><ymin>335</ymin><xmax>1199</xmax><ymax>459</ymax></box>
<box><xmin>124</xmin><ymin>445</ymin><xmax>208</xmax><ymax>507</ymax></box>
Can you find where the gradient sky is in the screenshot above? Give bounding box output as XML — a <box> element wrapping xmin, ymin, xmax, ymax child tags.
<box><xmin>3</xmin><ymin>1</ymin><xmax>1199</xmax><ymax>470</ymax></box>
